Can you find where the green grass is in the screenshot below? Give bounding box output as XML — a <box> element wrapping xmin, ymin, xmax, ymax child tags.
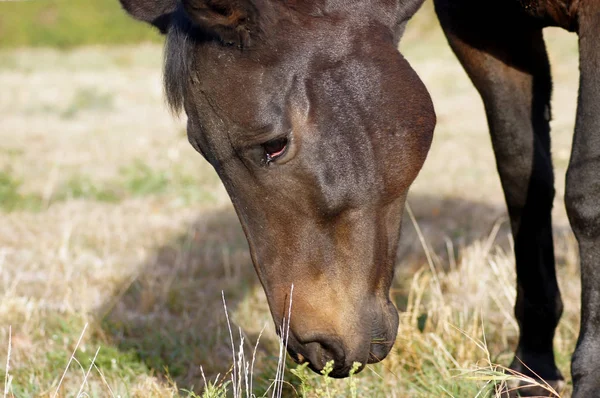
<box><xmin>0</xmin><ymin>298</ymin><xmax>505</xmax><ymax>398</ymax></box>
<box><xmin>0</xmin><ymin>170</ymin><xmax>43</xmax><ymax>212</ymax></box>
<box><xmin>118</xmin><ymin>160</ymin><xmax>219</xmax><ymax>204</ymax></box>
<box><xmin>3</xmin><ymin>314</ymin><xmax>155</xmax><ymax>397</ymax></box>
<box><xmin>0</xmin><ymin>161</ymin><xmax>219</xmax><ymax>211</ymax></box>
<box><xmin>55</xmin><ymin>175</ymin><xmax>122</xmax><ymax>203</ymax></box>
<box><xmin>0</xmin><ymin>0</ymin><xmax>162</xmax><ymax>48</ymax></box>
<box><xmin>121</xmin><ymin>161</ymin><xmax>171</xmax><ymax>197</ymax></box>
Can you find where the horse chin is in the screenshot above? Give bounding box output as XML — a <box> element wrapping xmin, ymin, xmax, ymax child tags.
<box><xmin>367</xmin><ymin>301</ymin><xmax>399</xmax><ymax>364</ymax></box>
<box><xmin>367</xmin><ymin>341</ymin><xmax>394</xmax><ymax>364</ymax></box>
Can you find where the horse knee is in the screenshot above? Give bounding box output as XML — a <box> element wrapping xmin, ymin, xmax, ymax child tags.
<box><xmin>572</xmin><ymin>338</ymin><xmax>600</xmax><ymax>397</ymax></box>
<box><xmin>566</xmin><ymin>162</ymin><xmax>600</xmax><ymax>241</ymax></box>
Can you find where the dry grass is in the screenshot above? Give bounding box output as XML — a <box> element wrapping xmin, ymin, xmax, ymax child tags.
<box><xmin>0</xmin><ymin>3</ymin><xmax>583</xmax><ymax>397</ymax></box>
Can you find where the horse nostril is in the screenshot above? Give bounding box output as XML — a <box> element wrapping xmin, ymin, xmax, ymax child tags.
<box><xmin>319</xmin><ymin>337</ymin><xmax>345</xmax><ymax>363</ymax></box>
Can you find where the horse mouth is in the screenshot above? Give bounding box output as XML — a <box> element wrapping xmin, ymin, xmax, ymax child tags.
<box><xmin>288</xmin><ymin>347</ymin><xmax>306</xmax><ymax>364</ymax></box>
<box><xmin>287</xmin><ymin>342</ymin><xmax>365</xmax><ymax>378</ymax></box>
<box><xmin>286</xmin><ymin>335</ymin><xmax>392</xmax><ymax>377</ymax></box>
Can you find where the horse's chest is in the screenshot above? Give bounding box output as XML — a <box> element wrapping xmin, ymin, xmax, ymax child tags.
<box><xmin>517</xmin><ymin>0</ymin><xmax>579</xmax><ymax>30</ymax></box>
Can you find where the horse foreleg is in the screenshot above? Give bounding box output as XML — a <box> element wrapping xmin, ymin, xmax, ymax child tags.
<box><xmin>566</xmin><ymin>3</ymin><xmax>600</xmax><ymax>396</ymax></box>
<box><xmin>434</xmin><ymin>1</ymin><xmax>564</xmax><ymax>395</ymax></box>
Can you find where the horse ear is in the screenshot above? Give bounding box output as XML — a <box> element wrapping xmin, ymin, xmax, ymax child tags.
<box><xmin>181</xmin><ymin>0</ymin><xmax>260</xmax><ymax>47</ymax></box>
<box><xmin>119</xmin><ymin>0</ymin><xmax>178</xmax><ymax>34</ymax></box>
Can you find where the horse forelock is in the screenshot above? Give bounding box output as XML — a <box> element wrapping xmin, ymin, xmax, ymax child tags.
<box><xmin>164</xmin><ymin>7</ymin><xmax>195</xmax><ymax>115</ymax></box>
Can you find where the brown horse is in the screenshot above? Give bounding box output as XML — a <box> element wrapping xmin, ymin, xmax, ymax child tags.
<box><xmin>120</xmin><ymin>0</ymin><xmax>600</xmax><ymax>396</ymax></box>
<box><xmin>120</xmin><ymin>0</ymin><xmax>435</xmax><ymax>380</ymax></box>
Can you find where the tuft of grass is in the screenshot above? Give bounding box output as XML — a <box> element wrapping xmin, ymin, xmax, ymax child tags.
<box><xmin>121</xmin><ymin>161</ymin><xmax>171</xmax><ymax>197</ymax></box>
<box><xmin>55</xmin><ymin>175</ymin><xmax>121</xmax><ymax>203</ymax></box>
<box><xmin>47</xmin><ymin>163</ymin><xmax>218</xmax><ymax>206</ymax></box>
<box><xmin>118</xmin><ymin>160</ymin><xmax>219</xmax><ymax>204</ymax></box>
<box><xmin>0</xmin><ymin>170</ymin><xmax>43</xmax><ymax>212</ymax></box>
<box><xmin>2</xmin><ymin>315</ymin><xmax>176</xmax><ymax>397</ymax></box>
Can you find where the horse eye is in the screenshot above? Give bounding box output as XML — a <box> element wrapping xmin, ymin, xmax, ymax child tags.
<box><xmin>263</xmin><ymin>137</ymin><xmax>288</xmax><ymax>163</ymax></box>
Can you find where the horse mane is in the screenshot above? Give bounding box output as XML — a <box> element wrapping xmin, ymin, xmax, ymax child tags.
<box><xmin>164</xmin><ymin>6</ymin><xmax>196</xmax><ymax>114</ymax></box>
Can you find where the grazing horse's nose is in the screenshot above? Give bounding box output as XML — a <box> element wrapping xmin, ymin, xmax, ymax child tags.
<box><xmin>286</xmin><ymin>333</ymin><xmax>372</xmax><ymax>378</ymax></box>
<box><xmin>283</xmin><ymin>298</ymin><xmax>399</xmax><ymax>377</ymax></box>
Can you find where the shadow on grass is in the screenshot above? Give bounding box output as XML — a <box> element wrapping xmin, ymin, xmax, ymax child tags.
<box><xmin>99</xmin><ymin>193</ymin><xmax>510</xmax><ymax>393</ymax></box>
<box><xmin>99</xmin><ymin>209</ymin><xmax>268</xmax><ymax>392</ymax></box>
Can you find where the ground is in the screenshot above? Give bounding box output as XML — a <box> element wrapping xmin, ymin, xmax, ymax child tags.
<box><xmin>0</xmin><ymin>4</ymin><xmax>583</xmax><ymax>398</ymax></box>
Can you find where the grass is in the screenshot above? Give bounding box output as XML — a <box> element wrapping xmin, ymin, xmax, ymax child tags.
<box><xmin>61</xmin><ymin>88</ymin><xmax>115</xmax><ymax>119</ymax></box>
<box><xmin>0</xmin><ymin>0</ymin><xmax>162</xmax><ymax>48</ymax></box>
<box><xmin>0</xmin><ymin>170</ymin><xmax>43</xmax><ymax>212</ymax></box>
<box><xmin>0</xmin><ymin>2</ymin><xmax>583</xmax><ymax>397</ymax></box>
<box><xmin>1</xmin><ymin>231</ymin><xmax>578</xmax><ymax>397</ymax></box>
<box><xmin>0</xmin><ymin>162</ymin><xmax>218</xmax><ymax>209</ymax></box>
<box><xmin>56</xmin><ymin>175</ymin><xmax>122</xmax><ymax>203</ymax></box>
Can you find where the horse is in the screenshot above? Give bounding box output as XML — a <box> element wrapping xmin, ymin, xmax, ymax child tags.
<box><xmin>120</xmin><ymin>0</ymin><xmax>598</xmax><ymax>396</ymax></box>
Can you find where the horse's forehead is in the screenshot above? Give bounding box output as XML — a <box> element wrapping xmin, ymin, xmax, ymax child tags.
<box><xmin>193</xmin><ymin>19</ymin><xmax>391</xmax><ymax>130</ymax></box>
<box><xmin>197</xmin><ymin>66</ymin><xmax>288</xmax><ymax>129</ymax></box>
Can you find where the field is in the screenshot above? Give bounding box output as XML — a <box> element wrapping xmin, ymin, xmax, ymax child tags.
<box><xmin>0</xmin><ymin>2</ymin><xmax>583</xmax><ymax>397</ymax></box>
<box><xmin>0</xmin><ymin>0</ymin><xmax>162</xmax><ymax>48</ymax></box>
